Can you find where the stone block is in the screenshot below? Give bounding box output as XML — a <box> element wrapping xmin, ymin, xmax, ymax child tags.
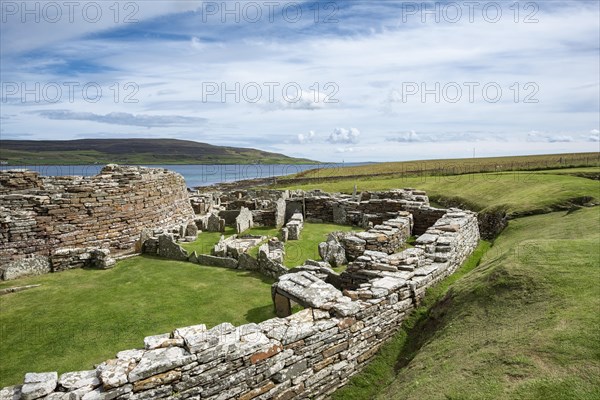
<box><xmin>21</xmin><ymin>372</ymin><xmax>57</xmax><ymax>400</ymax></box>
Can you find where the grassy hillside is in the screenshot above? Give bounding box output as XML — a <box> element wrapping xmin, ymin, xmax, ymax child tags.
<box><xmin>336</xmin><ymin>208</ymin><xmax>599</xmax><ymax>400</ymax></box>
<box><xmin>317</xmin><ymin>168</ymin><xmax>599</xmax><ymax>399</ymax></box>
<box><xmin>0</xmin><ymin>139</ymin><xmax>317</xmax><ymax>165</ymax></box>
<box><xmin>292</xmin><ymin>153</ymin><xmax>599</xmax><ymax>179</ymax></box>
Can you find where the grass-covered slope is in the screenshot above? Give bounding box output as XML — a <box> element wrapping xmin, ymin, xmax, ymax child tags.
<box><xmin>0</xmin><ymin>256</ymin><xmax>275</xmax><ymax>387</ymax></box>
<box><xmin>334</xmin><ymin>207</ymin><xmax>600</xmax><ymax>400</ymax></box>
<box><xmin>0</xmin><ymin>139</ymin><xmax>317</xmax><ymax>165</ymax></box>
<box><xmin>277</xmin><ymin>170</ymin><xmax>599</xmax><ymax>215</ymax></box>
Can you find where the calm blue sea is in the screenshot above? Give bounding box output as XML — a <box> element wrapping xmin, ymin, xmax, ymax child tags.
<box><xmin>0</xmin><ymin>163</ymin><xmax>369</xmax><ymax>188</ymax></box>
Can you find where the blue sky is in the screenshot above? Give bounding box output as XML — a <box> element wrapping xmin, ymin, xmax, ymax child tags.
<box><xmin>1</xmin><ymin>0</ymin><xmax>599</xmax><ymax>162</ymax></box>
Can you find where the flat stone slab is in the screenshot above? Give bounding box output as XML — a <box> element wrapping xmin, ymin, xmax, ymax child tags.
<box><xmin>275</xmin><ymin>272</ymin><xmax>345</xmax><ymax>309</ymax></box>
<box><xmin>128</xmin><ymin>347</ymin><xmax>195</xmax><ymax>382</ymax></box>
<box><xmin>415</xmin><ymin>233</ymin><xmax>438</xmax><ymax>244</ymax></box>
<box><xmin>21</xmin><ymin>372</ymin><xmax>57</xmax><ymax>400</ymax></box>
<box><xmin>58</xmin><ymin>370</ymin><xmax>99</xmax><ymax>391</ymax></box>
<box><xmin>370</xmin><ymin>276</ymin><xmax>407</xmax><ymax>292</ymax></box>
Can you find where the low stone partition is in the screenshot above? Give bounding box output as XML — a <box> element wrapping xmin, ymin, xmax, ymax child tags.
<box><xmin>199</xmin><ymin>213</ymin><xmax>226</xmax><ymax>233</ymax></box>
<box><xmin>50</xmin><ymin>247</ymin><xmax>116</xmax><ymax>272</ymax></box>
<box><xmin>341</xmin><ymin>208</ymin><xmax>479</xmax><ymax>293</ymax></box>
<box><xmin>1</xmin><ymin>247</ymin><xmax>117</xmax><ymax>281</ymax></box>
<box><xmin>213</xmin><ymin>235</ymin><xmax>264</xmax><ymax>259</ymax></box>
<box><xmin>281</xmin><ymin>212</ymin><xmax>303</xmax><ymax>241</ymax></box>
<box><xmin>350</xmin><ymin>213</ymin><xmax>412</xmax><ymax>255</ymax></box>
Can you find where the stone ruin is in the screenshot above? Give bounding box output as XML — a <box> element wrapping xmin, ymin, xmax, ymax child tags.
<box><xmin>0</xmin><ymin>165</ymin><xmax>196</xmax><ymax>280</ymax></box>
<box><xmin>235</xmin><ymin>207</ymin><xmax>254</xmax><ymax>234</ymax></box>
<box><xmin>1</xmin><ymin>169</ymin><xmax>481</xmax><ymax>400</ymax></box>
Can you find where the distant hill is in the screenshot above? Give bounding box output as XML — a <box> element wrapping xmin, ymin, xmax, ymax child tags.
<box><xmin>0</xmin><ymin>139</ymin><xmax>317</xmax><ymax>165</ymax></box>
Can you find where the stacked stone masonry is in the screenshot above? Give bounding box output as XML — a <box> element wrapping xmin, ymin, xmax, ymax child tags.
<box><xmin>1</xmin><ymin>185</ymin><xmax>480</xmax><ymax>400</ymax></box>
<box><xmin>0</xmin><ymin>165</ymin><xmax>195</xmax><ymax>280</ymax></box>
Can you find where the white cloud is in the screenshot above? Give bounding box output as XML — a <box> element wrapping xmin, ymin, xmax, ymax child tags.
<box><xmin>387</xmin><ymin>130</ymin><xmax>421</xmax><ymax>142</ymax></box>
<box><xmin>269</xmin><ymin>91</ymin><xmax>327</xmax><ymax>111</ymax></box>
<box><xmin>527</xmin><ymin>131</ymin><xmax>574</xmax><ymax>143</ymax></box>
<box><xmin>297</xmin><ymin>130</ymin><xmax>315</xmax><ymax>144</ymax></box>
<box><xmin>589</xmin><ymin>129</ymin><xmax>600</xmax><ymax>142</ymax></box>
<box><xmin>336</xmin><ymin>147</ymin><xmax>354</xmax><ymax>153</ymax></box>
<box><xmin>190</xmin><ymin>37</ymin><xmax>205</xmax><ymax>50</ymax></box>
<box><xmin>34</xmin><ymin>110</ymin><xmax>207</xmax><ymax>128</ymax></box>
<box><xmin>327</xmin><ymin>128</ymin><xmax>360</xmax><ymax>144</ymax></box>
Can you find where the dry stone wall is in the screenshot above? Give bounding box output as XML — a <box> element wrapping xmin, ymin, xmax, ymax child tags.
<box><xmin>0</xmin><ymin>165</ymin><xmax>195</xmax><ymax>279</ymax></box>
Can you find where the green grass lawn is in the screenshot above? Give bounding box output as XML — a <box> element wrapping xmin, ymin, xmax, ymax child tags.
<box><xmin>181</xmin><ymin>223</ymin><xmax>362</xmax><ymax>270</ymax></box>
<box><xmin>281</xmin><ymin>223</ymin><xmax>363</xmax><ymax>269</ymax></box>
<box><xmin>180</xmin><ymin>227</ymin><xmax>236</xmax><ymax>255</ymax></box>
<box><xmin>277</xmin><ymin>170</ymin><xmax>599</xmax><ymax>215</ymax></box>
<box><xmin>0</xmin><ymin>256</ymin><xmax>275</xmax><ymax>387</ymax></box>
<box><xmin>334</xmin><ymin>208</ymin><xmax>600</xmax><ymax>400</ymax></box>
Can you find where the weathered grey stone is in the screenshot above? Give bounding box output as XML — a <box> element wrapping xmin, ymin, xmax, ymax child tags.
<box><xmin>205</xmin><ymin>213</ymin><xmax>224</xmax><ymax>232</ymax></box>
<box><xmin>185</xmin><ymin>221</ymin><xmax>198</xmax><ymax>237</ymax></box>
<box><xmin>156</xmin><ymin>234</ymin><xmax>188</xmax><ymax>261</ymax></box>
<box><xmin>58</xmin><ymin>370</ymin><xmax>99</xmax><ymax>391</ymax></box>
<box><xmin>144</xmin><ymin>333</ymin><xmax>183</xmax><ymax>350</ymax></box>
<box><xmin>88</xmin><ymin>248</ymin><xmax>116</xmax><ymax>270</ymax></box>
<box><xmin>173</xmin><ymin>323</ymin><xmax>207</xmax><ymax>340</ymax></box>
<box><xmin>21</xmin><ymin>372</ymin><xmax>57</xmax><ymax>400</ymax></box>
<box><xmin>96</xmin><ymin>359</ymin><xmax>132</xmax><ymax>390</ymax></box>
<box><xmin>371</xmin><ymin>276</ymin><xmax>406</xmax><ymax>292</ymax></box>
<box><xmin>318</xmin><ymin>237</ymin><xmax>347</xmax><ymax>268</ymax></box>
<box><xmin>2</xmin><ymin>255</ymin><xmax>50</xmax><ymax>281</ymax></box>
<box><xmin>44</xmin><ymin>393</ymin><xmax>72</xmax><ymax>400</ymax></box>
<box><xmin>275</xmin><ymin>197</ymin><xmax>286</xmax><ymax>228</ymax></box>
<box><xmin>273</xmin><ymin>359</ymin><xmax>308</xmax><ymax>383</ymax></box>
<box><xmin>236</xmin><ymin>207</ymin><xmax>254</xmax><ymax>234</ymax></box>
<box><xmin>181</xmin><ymin>322</ymin><xmax>235</xmax><ymax>354</ymax></box>
<box><xmin>115</xmin><ymin>349</ymin><xmax>145</xmax><ymax>363</ymax></box>
<box><xmin>274</xmin><ymin>272</ymin><xmax>345</xmax><ymax>309</ymax></box>
<box><xmin>81</xmin><ymin>384</ymin><xmax>132</xmax><ymax>400</ymax></box>
<box><xmin>196</xmin><ymin>254</ymin><xmax>238</xmax><ymax>269</ymax></box>
<box><xmin>0</xmin><ymin>385</ymin><xmax>21</xmax><ymax>400</ymax></box>
<box><xmin>128</xmin><ymin>347</ymin><xmax>195</xmax><ymax>382</ymax></box>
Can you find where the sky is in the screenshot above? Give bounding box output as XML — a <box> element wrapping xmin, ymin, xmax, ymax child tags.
<box><xmin>1</xmin><ymin>0</ymin><xmax>599</xmax><ymax>162</ymax></box>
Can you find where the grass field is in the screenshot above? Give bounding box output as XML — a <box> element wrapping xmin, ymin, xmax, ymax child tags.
<box><xmin>281</xmin><ymin>223</ymin><xmax>363</xmax><ymax>269</ymax></box>
<box><xmin>0</xmin><ymin>256</ymin><xmax>275</xmax><ymax>387</ymax></box>
<box><xmin>291</xmin><ymin>153</ymin><xmax>599</xmax><ymax>179</ymax></box>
